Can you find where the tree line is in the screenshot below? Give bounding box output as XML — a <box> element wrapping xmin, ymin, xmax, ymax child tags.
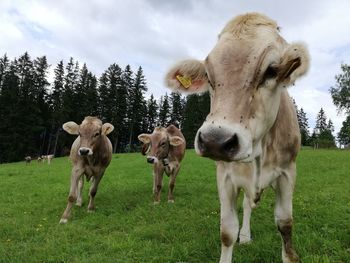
<box><xmin>0</xmin><ymin>53</ymin><xmax>349</xmax><ymax>163</ymax></box>
<box><xmin>0</xmin><ymin>52</ymin><xmax>210</xmax><ymax>163</ymax></box>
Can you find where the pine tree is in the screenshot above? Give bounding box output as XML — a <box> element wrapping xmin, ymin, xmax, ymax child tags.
<box><xmin>0</xmin><ymin>60</ymin><xmax>20</xmax><ymax>162</ymax></box>
<box><xmin>313</xmin><ymin>108</ymin><xmax>335</xmax><ymax>148</ymax></box>
<box><xmin>51</xmin><ymin>60</ymin><xmax>65</xmax><ymax>124</ymax></box>
<box><xmin>182</xmin><ymin>92</ymin><xmax>210</xmax><ymax>148</ymax></box>
<box><xmin>297</xmin><ymin>108</ymin><xmax>310</xmax><ymax>146</ymax></box>
<box><xmin>62</xmin><ymin>57</ymin><xmax>79</xmax><ymax>121</ymax></box>
<box><xmin>158</xmin><ymin>93</ymin><xmax>170</xmax><ymax>126</ymax></box>
<box><xmin>0</xmin><ymin>54</ymin><xmax>9</xmax><ymax>89</ymax></box>
<box><xmin>127</xmin><ymin>66</ymin><xmax>147</xmax><ymax>151</ymax></box>
<box><xmin>169</xmin><ymin>92</ymin><xmax>184</xmax><ymax>128</ymax></box>
<box><xmin>145</xmin><ymin>94</ymin><xmax>158</xmax><ymax>132</ymax></box>
<box><xmin>314</xmin><ymin>108</ymin><xmax>327</xmax><ymax>135</ymax></box>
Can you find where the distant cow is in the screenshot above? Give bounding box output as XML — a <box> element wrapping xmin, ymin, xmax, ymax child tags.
<box><xmin>41</xmin><ymin>154</ymin><xmax>54</xmax><ymax>164</ymax></box>
<box><xmin>25</xmin><ymin>156</ymin><xmax>31</xmax><ymax>164</ymax></box>
<box><xmin>165</xmin><ymin>13</ymin><xmax>309</xmax><ymax>263</ymax></box>
<box><xmin>138</xmin><ymin>125</ymin><xmax>186</xmax><ymax>203</ymax></box>
<box><xmin>59</xmin><ymin>116</ymin><xmax>114</xmax><ymax>224</ymax></box>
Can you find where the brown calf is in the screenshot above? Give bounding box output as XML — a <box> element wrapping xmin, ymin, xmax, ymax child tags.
<box><xmin>138</xmin><ymin>125</ymin><xmax>186</xmax><ymax>203</ymax></box>
<box><xmin>59</xmin><ymin>116</ymin><xmax>114</xmax><ymax>224</ymax></box>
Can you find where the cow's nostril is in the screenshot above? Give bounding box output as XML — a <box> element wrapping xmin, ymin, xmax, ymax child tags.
<box><xmin>223</xmin><ymin>134</ymin><xmax>239</xmax><ymax>154</ymax></box>
<box><xmin>197</xmin><ymin>131</ymin><xmax>205</xmax><ymax>151</ymax></box>
<box><xmin>79</xmin><ymin>149</ymin><xmax>89</xmax><ymax>156</ymax></box>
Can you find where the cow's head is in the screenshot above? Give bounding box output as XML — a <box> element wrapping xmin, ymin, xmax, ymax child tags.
<box><xmin>63</xmin><ymin>116</ymin><xmax>114</xmax><ymax>156</ymax></box>
<box><xmin>138</xmin><ymin>127</ymin><xmax>184</xmax><ymax>164</ymax></box>
<box><xmin>165</xmin><ymin>13</ymin><xmax>309</xmax><ymax>162</ymax></box>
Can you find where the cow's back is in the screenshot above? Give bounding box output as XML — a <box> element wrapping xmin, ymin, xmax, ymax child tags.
<box><xmin>167</xmin><ymin>124</ymin><xmax>186</xmax><ymax>162</ymax></box>
<box><xmin>262</xmin><ymin>90</ymin><xmax>300</xmax><ymax>168</ymax></box>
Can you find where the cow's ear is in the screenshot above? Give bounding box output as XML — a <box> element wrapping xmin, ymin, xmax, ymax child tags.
<box><xmin>102</xmin><ymin>123</ymin><xmax>114</xmax><ymax>135</ymax></box>
<box><xmin>278</xmin><ymin>43</ymin><xmax>310</xmax><ymax>86</ymax></box>
<box><xmin>63</xmin><ymin>121</ymin><xmax>79</xmax><ymax>135</ymax></box>
<box><xmin>138</xmin><ymin>134</ymin><xmax>151</xmax><ymax>144</ymax></box>
<box><xmin>165</xmin><ymin>59</ymin><xmax>210</xmax><ymax>94</ymax></box>
<box><xmin>169</xmin><ymin>136</ymin><xmax>185</xmax><ymax>146</ymax></box>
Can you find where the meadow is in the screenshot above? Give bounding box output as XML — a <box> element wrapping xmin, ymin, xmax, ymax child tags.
<box><xmin>0</xmin><ymin>149</ymin><xmax>349</xmax><ymax>263</ymax></box>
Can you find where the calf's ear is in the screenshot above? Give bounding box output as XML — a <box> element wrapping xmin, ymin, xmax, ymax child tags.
<box><xmin>165</xmin><ymin>59</ymin><xmax>210</xmax><ymax>94</ymax></box>
<box><xmin>138</xmin><ymin>134</ymin><xmax>151</xmax><ymax>144</ymax></box>
<box><xmin>102</xmin><ymin>123</ymin><xmax>114</xmax><ymax>135</ymax></box>
<box><xmin>278</xmin><ymin>43</ymin><xmax>310</xmax><ymax>86</ymax></box>
<box><xmin>63</xmin><ymin>121</ymin><xmax>79</xmax><ymax>135</ymax></box>
<box><xmin>169</xmin><ymin>136</ymin><xmax>185</xmax><ymax>146</ymax></box>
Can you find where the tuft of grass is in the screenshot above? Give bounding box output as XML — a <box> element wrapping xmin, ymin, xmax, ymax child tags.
<box><xmin>0</xmin><ymin>149</ymin><xmax>349</xmax><ymax>262</ymax></box>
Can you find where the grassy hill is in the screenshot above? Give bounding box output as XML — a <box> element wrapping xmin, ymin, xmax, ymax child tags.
<box><xmin>0</xmin><ymin>149</ymin><xmax>349</xmax><ymax>262</ymax></box>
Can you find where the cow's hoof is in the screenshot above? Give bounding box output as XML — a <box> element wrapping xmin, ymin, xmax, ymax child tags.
<box><xmin>87</xmin><ymin>209</ymin><xmax>95</xmax><ymax>213</ymax></box>
<box><xmin>59</xmin><ymin>218</ymin><xmax>68</xmax><ymax>224</ymax></box>
<box><xmin>239</xmin><ymin>236</ymin><xmax>252</xmax><ymax>244</ymax></box>
<box><xmin>168</xmin><ymin>199</ymin><xmax>174</xmax><ymax>203</ymax></box>
<box><xmin>76</xmin><ymin>202</ymin><xmax>83</xmax><ymax>207</ymax></box>
<box><xmin>153</xmin><ymin>201</ymin><xmax>160</xmax><ymax>205</ymax></box>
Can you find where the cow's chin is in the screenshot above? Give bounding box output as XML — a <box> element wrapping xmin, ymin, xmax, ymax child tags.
<box><xmin>195</xmin><ymin>147</ymin><xmax>254</xmax><ymax>163</ymax></box>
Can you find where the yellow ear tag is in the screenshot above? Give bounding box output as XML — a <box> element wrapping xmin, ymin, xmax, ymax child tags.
<box><xmin>176</xmin><ymin>75</ymin><xmax>192</xmax><ymax>89</ymax></box>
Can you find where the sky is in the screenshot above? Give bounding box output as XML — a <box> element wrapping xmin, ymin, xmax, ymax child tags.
<box><xmin>1</xmin><ymin>0</ymin><xmax>350</xmax><ymax>134</ymax></box>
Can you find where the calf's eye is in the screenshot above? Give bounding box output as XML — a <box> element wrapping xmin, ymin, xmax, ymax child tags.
<box><xmin>94</xmin><ymin>132</ymin><xmax>100</xmax><ymax>137</ymax></box>
<box><xmin>265</xmin><ymin>65</ymin><xmax>278</xmax><ymax>79</ymax></box>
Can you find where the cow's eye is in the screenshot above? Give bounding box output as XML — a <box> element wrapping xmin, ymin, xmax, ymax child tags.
<box><xmin>160</xmin><ymin>142</ymin><xmax>166</xmax><ymax>147</ymax></box>
<box><xmin>94</xmin><ymin>132</ymin><xmax>100</xmax><ymax>137</ymax></box>
<box><xmin>265</xmin><ymin>65</ymin><xmax>278</xmax><ymax>79</ymax></box>
<box><xmin>259</xmin><ymin>64</ymin><xmax>278</xmax><ymax>87</ymax></box>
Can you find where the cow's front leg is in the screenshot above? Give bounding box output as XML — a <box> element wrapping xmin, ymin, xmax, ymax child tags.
<box><xmin>217</xmin><ymin>163</ymin><xmax>239</xmax><ymax>263</ymax></box>
<box><xmin>168</xmin><ymin>163</ymin><xmax>180</xmax><ymax>203</ymax></box>
<box><xmin>153</xmin><ymin>164</ymin><xmax>164</xmax><ymax>204</ymax></box>
<box><xmin>76</xmin><ymin>176</ymin><xmax>84</xmax><ymax>207</ymax></box>
<box><xmin>275</xmin><ymin>164</ymin><xmax>299</xmax><ymax>263</ymax></box>
<box><xmin>59</xmin><ymin>166</ymin><xmax>84</xmax><ymax>224</ymax></box>
<box><xmin>87</xmin><ymin>172</ymin><xmax>104</xmax><ymax>212</ymax></box>
<box><xmin>239</xmin><ymin>193</ymin><xmax>252</xmax><ymax>243</ymax></box>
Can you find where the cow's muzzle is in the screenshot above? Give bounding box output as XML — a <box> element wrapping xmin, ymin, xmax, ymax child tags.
<box><xmin>197</xmin><ymin>130</ymin><xmax>240</xmax><ymax>162</ymax></box>
<box><xmin>79</xmin><ymin>147</ymin><xmax>93</xmax><ymax>156</ymax></box>
<box><xmin>146</xmin><ymin>156</ymin><xmax>158</xmax><ymax>164</ymax></box>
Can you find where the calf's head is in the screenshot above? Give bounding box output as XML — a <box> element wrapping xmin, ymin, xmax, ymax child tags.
<box><xmin>165</xmin><ymin>13</ymin><xmax>309</xmax><ymax>162</ymax></box>
<box><xmin>138</xmin><ymin>127</ymin><xmax>184</xmax><ymax>164</ymax></box>
<box><xmin>63</xmin><ymin>116</ymin><xmax>114</xmax><ymax>156</ymax></box>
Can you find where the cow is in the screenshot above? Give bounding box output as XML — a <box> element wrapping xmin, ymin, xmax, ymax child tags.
<box><xmin>138</xmin><ymin>125</ymin><xmax>186</xmax><ymax>204</ymax></box>
<box><xmin>24</xmin><ymin>156</ymin><xmax>31</xmax><ymax>164</ymax></box>
<box><xmin>41</xmin><ymin>154</ymin><xmax>54</xmax><ymax>164</ymax></box>
<box><xmin>59</xmin><ymin>116</ymin><xmax>114</xmax><ymax>224</ymax></box>
<box><xmin>164</xmin><ymin>13</ymin><xmax>309</xmax><ymax>263</ymax></box>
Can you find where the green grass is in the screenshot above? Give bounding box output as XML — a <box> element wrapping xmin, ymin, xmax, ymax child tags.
<box><xmin>0</xmin><ymin>149</ymin><xmax>349</xmax><ymax>262</ymax></box>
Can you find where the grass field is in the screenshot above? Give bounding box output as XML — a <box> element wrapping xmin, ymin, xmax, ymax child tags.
<box><xmin>0</xmin><ymin>149</ymin><xmax>349</xmax><ymax>263</ymax></box>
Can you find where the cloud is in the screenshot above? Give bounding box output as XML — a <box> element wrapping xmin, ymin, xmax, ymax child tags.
<box><xmin>0</xmin><ymin>0</ymin><xmax>349</xmax><ymax>135</ymax></box>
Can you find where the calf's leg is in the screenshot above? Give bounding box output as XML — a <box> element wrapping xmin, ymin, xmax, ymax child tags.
<box><xmin>87</xmin><ymin>173</ymin><xmax>104</xmax><ymax>211</ymax></box>
<box><xmin>153</xmin><ymin>164</ymin><xmax>164</xmax><ymax>204</ymax></box>
<box><xmin>76</xmin><ymin>176</ymin><xmax>84</xmax><ymax>207</ymax></box>
<box><xmin>275</xmin><ymin>164</ymin><xmax>299</xmax><ymax>263</ymax></box>
<box><xmin>239</xmin><ymin>193</ymin><xmax>252</xmax><ymax>243</ymax></box>
<box><xmin>217</xmin><ymin>163</ymin><xmax>239</xmax><ymax>263</ymax></box>
<box><xmin>59</xmin><ymin>166</ymin><xmax>84</xmax><ymax>224</ymax></box>
<box><xmin>168</xmin><ymin>164</ymin><xmax>180</xmax><ymax>203</ymax></box>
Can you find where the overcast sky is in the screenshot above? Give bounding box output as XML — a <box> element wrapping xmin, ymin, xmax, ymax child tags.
<box><xmin>1</xmin><ymin>0</ymin><xmax>349</xmax><ymax>134</ymax></box>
